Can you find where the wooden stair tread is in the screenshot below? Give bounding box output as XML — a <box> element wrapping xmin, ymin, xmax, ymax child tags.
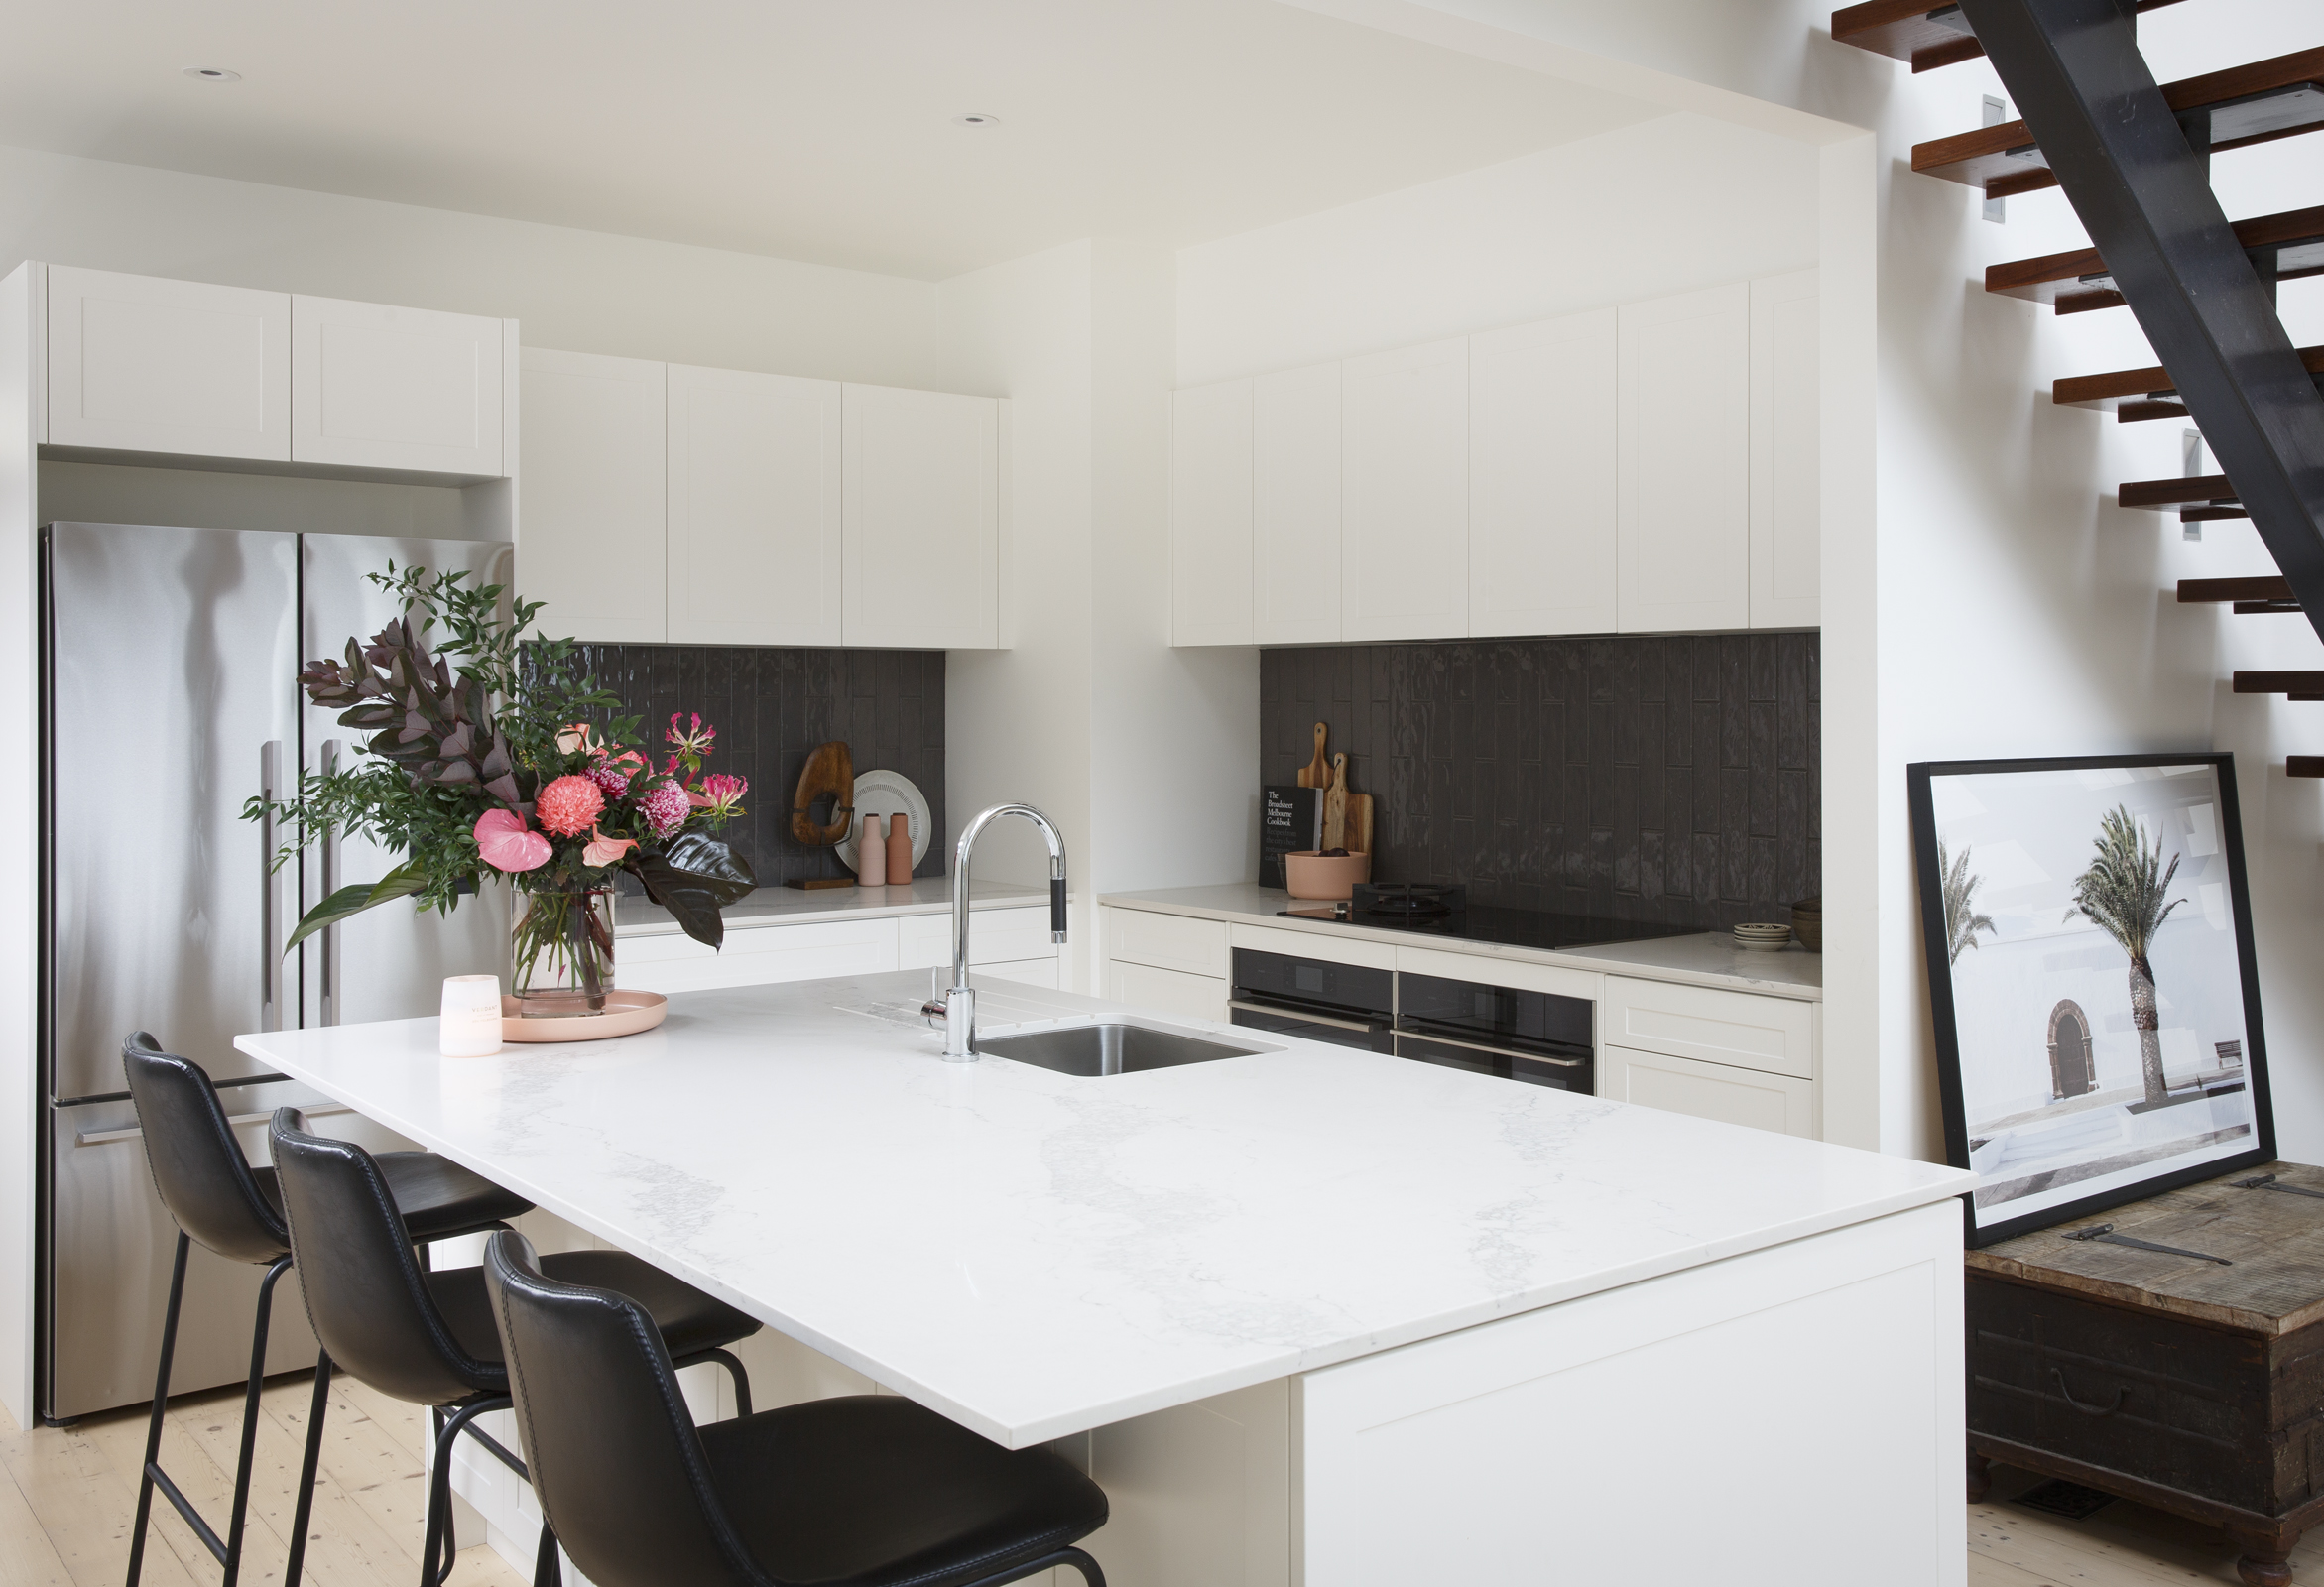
<box><xmin>2119</xmin><ymin>472</ymin><xmax>2237</xmax><ymax>510</ymax></box>
<box><xmin>2180</xmin><ymin>576</ymin><xmax>2294</xmax><ymax>603</ymax></box>
<box><xmin>2290</xmin><ymin>758</ymin><xmax>2324</xmax><ymax>778</ymax></box>
<box><xmin>1989</xmin><ymin>203</ymin><xmax>2324</xmax><ymax>311</ymax></box>
<box><xmin>1831</xmin><ymin>0</ymin><xmax>2185</xmax><ymax>73</ymax></box>
<box><xmin>2056</xmin><ymin>346</ymin><xmax>2324</xmax><ymax>410</ymax></box>
<box><xmin>2236</xmin><ymin>671</ymin><xmax>2324</xmax><ymax>694</ymax></box>
<box><xmin>1913</xmin><ymin>47</ymin><xmax>2324</xmax><ymax>193</ymax></box>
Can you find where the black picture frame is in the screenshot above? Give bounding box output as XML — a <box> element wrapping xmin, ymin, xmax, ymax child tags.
<box><xmin>1907</xmin><ymin>751</ymin><xmax>2275</xmax><ymax>1249</ymax></box>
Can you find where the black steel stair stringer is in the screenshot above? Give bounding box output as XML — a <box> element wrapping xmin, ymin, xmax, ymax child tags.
<box><xmin>1955</xmin><ymin>0</ymin><xmax>2324</xmax><ymax>648</ymax></box>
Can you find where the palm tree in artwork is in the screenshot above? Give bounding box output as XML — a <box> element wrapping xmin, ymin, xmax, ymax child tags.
<box><xmin>1938</xmin><ymin>839</ymin><xmax>1997</xmax><ymax>965</ymax></box>
<box><xmin>2064</xmin><ymin>804</ymin><xmax>2187</xmax><ymax>1108</ymax></box>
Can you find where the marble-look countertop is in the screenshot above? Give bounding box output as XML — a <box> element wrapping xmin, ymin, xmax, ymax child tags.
<box><xmin>1102</xmin><ymin>883</ymin><xmax>1824</xmax><ymax>1000</ymax></box>
<box><xmin>236</xmin><ymin>972</ymin><xmax>1960</xmax><ymax>1447</ymax></box>
<box><xmin>619</xmin><ymin>878</ymin><xmax>1051</xmax><ymax>938</ymax></box>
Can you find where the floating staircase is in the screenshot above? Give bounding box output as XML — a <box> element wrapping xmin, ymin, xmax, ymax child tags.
<box><xmin>1836</xmin><ymin>0</ymin><xmax>2324</xmax><ymax>780</ymax></box>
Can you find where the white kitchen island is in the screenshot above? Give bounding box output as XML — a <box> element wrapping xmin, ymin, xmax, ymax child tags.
<box><xmin>238</xmin><ymin>970</ymin><xmax>1973</xmax><ymax>1587</ymax></box>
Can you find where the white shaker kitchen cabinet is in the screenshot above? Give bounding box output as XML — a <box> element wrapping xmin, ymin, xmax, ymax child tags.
<box><xmin>1617</xmin><ymin>284</ymin><xmax>1750</xmax><ymax>634</ymax></box>
<box><xmin>1750</xmin><ymin>269</ymin><xmax>1821</xmax><ymax>629</ymax></box>
<box><xmin>291</xmin><ymin>295</ymin><xmax>508</xmax><ymax>476</ymax></box>
<box><xmin>1600</xmin><ymin>1045</ymin><xmax>1818</xmax><ymax>1138</ymax></box>
<box><xmin>842</xmin><ymin>384</ymin><xmax>1000</xmax><ymax>649</ymax></box>
<box><xmin>45</xmin><ymin>265</ymin><xmax>291</xmax><ymax>461</ymax></box>
<box><xmin>1341</xmin><ymin>338</ymin><xmax>1468</xmax><ymax>642</ymax></box>
<box><xmin>1468</xmin><ymin>309</ymin><xmax>1619</xmax><ymax>638</ymax></box>
<box><xmin>1252</xmin><ymin>361</ymin><xmax>1342</xmax><ymax>645</ymax></box>
<box><xmin>518</xmin><ymin>348</ymin><xmax>668</xmax><ymax>644</ymax></box>
<box><xmin>669</xmin><ymin>364</ymin><xmax>844</xmax><ymax>647</ymax></box>
<box><xmin>1169</xmin><ymin>378</ymin><xmax>1255</xmax><ymax>647</ymax></box>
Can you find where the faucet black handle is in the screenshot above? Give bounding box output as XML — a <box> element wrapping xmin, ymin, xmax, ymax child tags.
<box><xmin>1050</xmin><ymin>877</ymin><xmax>1068</xmax><ymax>941</ymax></box>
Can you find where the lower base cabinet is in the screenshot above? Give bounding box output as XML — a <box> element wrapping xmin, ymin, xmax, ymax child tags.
<box><xmin>1105</xmin><ymin>958</ymin><xmax>1230</xmax><ymax>1023</ymax></box>
<box><xmin>1600</xmin><ymin>1044</ymin><xmax>1818</xmax><ymax>1138</ymax></box>
<box><xmin>618</xmin><ymin>905</ymin><xmax>1060</xmax><ymax>997</ymax></box>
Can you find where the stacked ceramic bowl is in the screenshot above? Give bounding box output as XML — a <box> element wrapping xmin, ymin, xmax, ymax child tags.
<box><xmin>1732</xmin><ymin>921</ymin><xmax>1794</xmax><ymax>952</ymax></box>
<box><xmin>1790</xmin><ymin>896</ymin><xmax>1823</xmax><ymax>952</ymax></box>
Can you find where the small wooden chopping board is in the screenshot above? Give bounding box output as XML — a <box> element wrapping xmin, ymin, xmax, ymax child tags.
<box><xmin>1298</xmin><ymin>722</ymin><xmax>1329</xmax><ymax>789</ymax></box>
<box><xmin>1323</xmin><ymin>753</ymin><xmax>1349</xmax><ymax>850</ymax></box>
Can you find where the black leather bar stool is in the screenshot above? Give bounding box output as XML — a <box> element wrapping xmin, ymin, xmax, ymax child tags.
<box><xmin>481</xmin><ymin>1228</ymin><xmax>1110</xmax><ymax>1587</ymax></box>
<box><xmin>269</xmin><ymin>1108</ymin><xmax>762</xmax><ymax>1587</ymax></box>
<box><xmin>120</xmin><ymin>1034</ymin><xmax>536</xmax><ymax>1587</ymax></box>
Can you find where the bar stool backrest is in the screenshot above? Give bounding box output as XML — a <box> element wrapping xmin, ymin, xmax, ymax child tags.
<box><xmin>268</xmin><ymin>1107</ymin><xmax>496</xmax><ymax>1406</ymax></box>
<box><xmin>121</xmin><ymin>1033</ymin><xmax>288</xmax><ymax>1264</ymax></box>
<box><xmin>482</xmin><ymin>1230</ymin><xmax>763</xmax><ymax>1587</ymax></box>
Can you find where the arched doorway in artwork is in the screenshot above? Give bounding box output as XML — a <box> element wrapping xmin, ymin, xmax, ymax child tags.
<box><xmin>2047</xmin><ymin>1001</ymin><xmax>2096</xmax><ymax>1099</ymax></box>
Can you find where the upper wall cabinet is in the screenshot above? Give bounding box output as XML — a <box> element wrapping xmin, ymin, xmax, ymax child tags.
<box><xmin>670</xmin><ymin>365</ymin><xmax>844</xmax><ymax>647</ymax></box>
<box><xmin>45</xmin><ymin>266</ymin><xmax>291</xmax><ymax>461</ymax></box>
<box><xmin>1750</xmin><ymin>270</ymin><xmax>1821</xmax><ymax>629</ymax></box>
<box><xmin>291</xmin><ymin>295</ymin><xmax>508</xmax><ymax>476</ymax></box>
<box><xmin>1617</xmin><ymin>284</ymin><xmax>1752</xmax><ymax>634</ymax></box>
<box><xmin>519</xmin><ymin>348</ymin><xmax>668</xmax><ymax>644</ymax></box>
<box><xmin>1469</xmin><ymin>309</ymin><xmax>1618</xmax><ymax>638</ymax></box>
<box><xmin>1342</xmin><ymin>339</ymin><xmax>1469</xmax><ymax>643</ymax></box>
<box><xmin>841</xmin><ymin>384</ymin><xmax>999</xmax><ymax>650</ymax></box>
<box><xmin>1169</xmin><ymin>379</ymin><xmax>1254</xmax><ymax>648</ymax></box>
<box><xmin>1253</xmin><ymin>362</ymin><xmax>1342</xmax><ymax>646</ymax></box>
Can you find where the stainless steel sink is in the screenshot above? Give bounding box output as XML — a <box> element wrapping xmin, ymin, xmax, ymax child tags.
<box><xmin>973</xmin><ymin>1017</ymin><xmax>1277</xmax><ymax>1077</ymax></box>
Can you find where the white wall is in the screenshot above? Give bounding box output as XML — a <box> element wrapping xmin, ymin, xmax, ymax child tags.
<box><xmin>1374</xmin><ymin>0</ymin><xmax>2324</xmax><ymax>1163</ymax></box>
<box><xmin>0</xmin><ymin>142</ymin><xmax>948</xmax><ymax>386</ymax></box>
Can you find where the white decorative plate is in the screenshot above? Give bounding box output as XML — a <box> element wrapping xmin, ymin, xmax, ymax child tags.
<box><xmin>837</xmin><ymin>770</ymin><xmax>932</xmax><ymax>874</ymax></box>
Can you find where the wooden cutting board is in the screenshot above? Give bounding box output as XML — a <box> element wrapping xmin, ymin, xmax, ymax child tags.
<box><xmin>1298</xmin><ymin>722</ymin><xmax>1329</xmax><ymax>789</ymax></box>
<box><xmin>1323</xmin><ymin>753</ymin><xmax>1349</xmax><ymax>849</ymax></box>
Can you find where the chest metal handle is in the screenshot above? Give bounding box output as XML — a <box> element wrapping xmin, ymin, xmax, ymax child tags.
<box><xmin>2050</xmin><ymin>1367</ymin><xmax>2125</xmax><ymax>1417</ymax></box>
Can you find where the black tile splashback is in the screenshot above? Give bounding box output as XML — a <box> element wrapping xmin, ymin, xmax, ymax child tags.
<box><xmin>1261</xmin><ymin>634</ymin><xmax>1818</xmax><ymax>930</ymax></box>
<box><xmin>572</xmin><ymin>644</ymin><xmax>944</xmax><ymax>890</ymax></box>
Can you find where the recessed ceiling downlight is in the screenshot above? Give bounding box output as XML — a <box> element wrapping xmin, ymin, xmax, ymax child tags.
<box><xmin>183</xmin><ymin>66</ymin><xmax>242</xmax><ymax>82</ymax></box>
<box><xmin>952</xmin><ymin>113</ymin><xmax>1001</xmax><ymax>128</ymax></box>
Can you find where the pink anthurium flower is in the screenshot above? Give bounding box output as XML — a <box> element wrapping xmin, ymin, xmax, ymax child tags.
<box><xmin>582</xmin><ymin>825</ymin><xmax>640</xmax><ymax>870</ymax></box>
<box><xmin>473</xmin><ymin>808</ymin><xmax>551</xmax><ymax>873</ymax></box>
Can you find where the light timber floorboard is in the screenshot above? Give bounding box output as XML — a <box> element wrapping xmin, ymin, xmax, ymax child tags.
<box><xmin>1</xmin><ymin>1375</ymin><xmax>526</xmax><ymax>1587</ymax></box>
<box><xmin>1973</xmin><ymin>1462</ymin><xmax>2322</xmax><ymax>1585</ymax></box>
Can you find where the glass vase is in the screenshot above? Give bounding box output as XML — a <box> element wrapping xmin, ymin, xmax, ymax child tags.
<box><xmin>510</xmin><ymin>887</ymin><xmax>617</xmax><ymax>1016</ymax></box>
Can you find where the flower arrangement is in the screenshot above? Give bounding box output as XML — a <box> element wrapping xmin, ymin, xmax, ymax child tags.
<box><xmin>248</xmin><ymin>563</ymin><xmax>756</xmax><ymax>1009</ymax></box>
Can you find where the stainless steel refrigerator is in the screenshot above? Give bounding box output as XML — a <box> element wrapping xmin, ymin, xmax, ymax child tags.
<box><xmin>39</xmin><ymin>522</ymin><xmax>513</xmax><ymax>1421</ymax></box>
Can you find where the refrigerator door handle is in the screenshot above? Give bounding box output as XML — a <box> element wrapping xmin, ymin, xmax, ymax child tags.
<box><xmin>320</xmin><ymin>739</ymin><xmax>343</xmax><ymax>1027</ymax></box>
<box><xmin>260</xmin><ymin>740</ymin><xmax>282</xmax><ymax>1033</ymax></box>
<box><xmin>76</xmin><ymin>1102</ymin><xmax>353</xmax><ymax>1149</ymax></box>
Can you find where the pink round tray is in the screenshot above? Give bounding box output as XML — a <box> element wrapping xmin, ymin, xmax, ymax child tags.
<box><xmin>500</xmin><ymin>990</ymin><xmax>668</xmax><ymax>1043</ymax></box>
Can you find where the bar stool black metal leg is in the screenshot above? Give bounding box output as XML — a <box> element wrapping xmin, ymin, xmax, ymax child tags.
<box><xmin>531</xmin><ymin>1515</ymin><xmax>561</xmax><ymax>1587</ymax></box>
<box><xmin>218</xmin><ymin>1254</ymin><xmax>291</xmax><ymax>1587</ymax></box>
<box><xmin>284</xmin><ymin>1351</ymin><xmax>334</xmax><ymax>1587</ymax></box>
<box><xmin>961</xmin><ymin>1546</ymin><xmax>1107</xmax><ymax>1587</ymax></box>
<box><xmin>124</xmin><ymin>1232</ymin><xmax>189</xmax><ymax>1587</ymax></box>
<box><xmin>422</xmin><ymin>1397</ymin><xmax>514</xmax><ymax>1587</ymax></box>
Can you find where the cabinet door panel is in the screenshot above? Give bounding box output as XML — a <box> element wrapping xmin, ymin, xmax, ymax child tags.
<box><xmin>1105</xmin><ymin>960</ymin><xmax>1229</xmax><ymax>1024</ymax></box>
<box><xmin>47</xmin><ymin>266</ymin><xmax>290</xmax><ymax>461</ymax></box>
<box><xmin>668</xmin><ymin>364</ymin><xmax>843</xmax><ymax>646</ymax></box>
<box><xmin>1252</xmin><ymin>363</ymin><xmax>1340</xmax><ymax>645</ymax></box>
<box><xmin>1617</xmin><ymin>286</ymin><xmax>1749</xmax><ymax>633</ymax></box>
<box><xmin>1170</xmin><ymin>379</ymin><xmax>1254</xmax><ymax>647</ymax></box>
<box><xmin>1750</xmin><ymin>270</ymin><xmax>1820</xmax><ymax>629</ymax></box>
<box><xmin>842</xmin><ymin>385</ymin><xmax>999</xmax><ymax>649</ymax></box>
<box><xmin>1601</xmin><ymin>1045</ymin><xmax>1816</xmax><ymax>1137</ymax></box>
<box><xmin>1469</xmin><ymin>310</ymin><xmax>1617</xmax><ymax>637</ymax></box>
<box><xmin>519</xmin><ymin>348</ymin><xmax>667</xmax><ymax>643</ymax></box>
<box><xmin>292</xmin><ymin>296</ymin><xmax>505</xmax><ymax>475</ymax></box>
<box><xmin>1342</xmin><ymin>338</ymin><xmax>1467</xmax><ymax>642</ymax></box>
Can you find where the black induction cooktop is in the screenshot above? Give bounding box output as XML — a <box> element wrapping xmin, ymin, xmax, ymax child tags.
<box><xmin>1278</xmin><ymin>882</ymin><xmax>1701</xmax><ymax>953</ymax></box>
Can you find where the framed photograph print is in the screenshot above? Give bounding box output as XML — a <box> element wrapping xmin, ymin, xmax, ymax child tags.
<box><xmin>1907</xmin><ymin>752</ymin><xmax>2274</xmax><ymax>1248</ymax></box>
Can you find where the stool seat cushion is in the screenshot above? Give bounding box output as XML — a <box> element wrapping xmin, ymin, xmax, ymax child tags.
<box><xmin>251</xmin><ymin>1153</ymin><xmax>535</xmax><ymax>1250</ymax></box>
<box><xmin>425</xmin><ymin>1251</ymin><xmax>760</xmax><ymax>1399</ymax></box>
<box><xmin>698</xmin><ymin>1396</ymin><xmax>1108</xmax><ymax>1587</ymax></box>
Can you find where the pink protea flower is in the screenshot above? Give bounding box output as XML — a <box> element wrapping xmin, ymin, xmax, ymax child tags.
<box><xmin>535</xmin><ymin>774</ymin><xmax>606</xmax><ymax>838</ymax></box>
<box><xmin>638</xmin><ymin>778</ymin><xmax>692</xmax><ymax>838</ymax></box>
<box><xmin>667</xmin><ymin>712</ymin><xmax>717</xmax><ymax>757</ymax></box>
<box><xmin>586</xmin><ymin>763</ymin><xmax>634</xmax><ymax>801</ymax></box>
<box><xmin>693</xmin><ymin>773</ymin><xmax>747</xmax><ymax>818</ymax></box>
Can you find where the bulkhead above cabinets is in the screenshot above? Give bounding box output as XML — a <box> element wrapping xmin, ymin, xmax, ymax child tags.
<box><xmin>38</xmin><ymin>263</ymin><xmax>514</xmax><ymax>483</ymax></box>
<box><xmin>1169</xmin><ymin>269</ymin><xmax>1820</xmax><ymax>646</ymax></box>
<box><xmin>520</xmin><ymin>348</ymin><xmax>1003</xmax><ymax>651</ymax></box>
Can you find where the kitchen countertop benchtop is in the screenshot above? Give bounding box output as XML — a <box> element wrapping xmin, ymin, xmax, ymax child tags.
<box><xmin>237</xmin><ymin>971</ymin><xmax>1961</xmax><ymax>1448</ymax></box>
<box><xmin>1102</xmin><ymin>882</ymin><xmax>1825</xmax><ymax>999</ymax></box>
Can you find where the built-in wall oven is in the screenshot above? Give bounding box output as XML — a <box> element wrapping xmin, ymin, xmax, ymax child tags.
<box><xmin>1229</xmin><ymin>948</ymin><xmax>1594</xmax><ymax>1092</ymax></box>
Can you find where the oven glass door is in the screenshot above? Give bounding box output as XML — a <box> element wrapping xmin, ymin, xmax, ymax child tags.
<box><xmin>1229</xmin><ymin>1002</ymin><xmax>1394</xmax><ymax>1053</ymax></box>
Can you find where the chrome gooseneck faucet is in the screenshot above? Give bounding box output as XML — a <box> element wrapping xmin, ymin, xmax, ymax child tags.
<box><xmin>921</xmin><ymin>803</ymin><xmax>1068</xmax><ymax>1060</ymax></box>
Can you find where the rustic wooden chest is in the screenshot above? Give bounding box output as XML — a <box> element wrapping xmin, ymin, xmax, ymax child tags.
<box><xmin>1966</xmin><ymin>1160</ymin><xmax>2324</xmax><ymax>1587</ymax></box>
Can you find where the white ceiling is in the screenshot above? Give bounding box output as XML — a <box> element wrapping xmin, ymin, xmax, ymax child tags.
<box><xmin>0</xmin><ymin>0</ymin><xmax>1665</xmax><ymax>280</ymax></box>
